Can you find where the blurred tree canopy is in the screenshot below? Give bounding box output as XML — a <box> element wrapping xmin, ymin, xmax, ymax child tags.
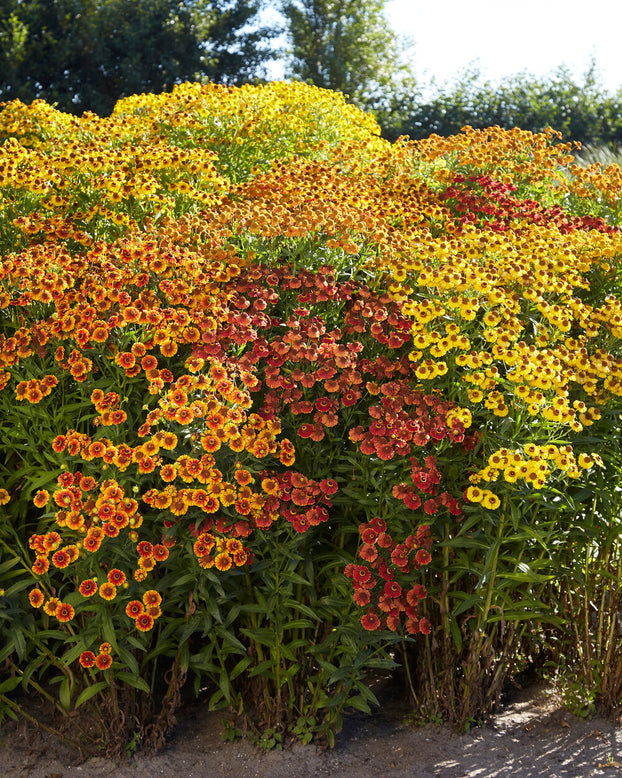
<box><xmin>279</xmin><ymin>0</ymin><xmax>416</xmax><ymax>117</ymax></box>
<box><xmin>1</xmin><ymin>0</ymin><xmax>621</xmax><ymax>152</ymax></box>
<box><xmin>0</xmin><ymin>0</ymin><xmax>277</xmax><ymax>114</ymax></box>
<box><xmin>382</xmin><ymin>62</ymin><xmax>622</xmax><ymax>148</ymax></box>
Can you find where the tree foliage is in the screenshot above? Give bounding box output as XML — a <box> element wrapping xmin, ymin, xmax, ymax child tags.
<box><xmin>280</xmin><ymin>0</ymin><xmax>414</xmax><ymax>109</ymax></box>
<box><xmin>385</xmin><ymin>62</ymin><xmax>622</xmax><ymax>148</ymax></box>
<box><xmin>0</xmin><ymin>0</ymin><xmax>277</xmax><ymax>115</ymax></box>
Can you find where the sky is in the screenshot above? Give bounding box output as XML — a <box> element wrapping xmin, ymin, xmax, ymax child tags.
<box><xmin>384</xmin><ymin>0</ymin><xmax>622</xmax><ymax>93</ymax></box>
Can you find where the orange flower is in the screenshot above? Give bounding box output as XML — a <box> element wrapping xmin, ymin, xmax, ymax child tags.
<box><xmin>107</xmin><ymin>568</ymin><xmax>127</xmax><ymax>585</ymax></box>
<box><xmin>95</xmin><ymin>653</ymin><xmax>113</xmax><ymax>670</ymax></box>
<box><xmin>80</xmin><ymin>651</ymin><xmax>96</xmax><ymax>668</ymax></box>
<box><xmin>98</xmin><ymin>582</ymin><xmax>117</xmax><ymax>600</ymax></box>
<box><xmin>125</xmin><ymin>600</ymin><xmax>145</xmax><ymax>619</ymax></box>
<box><xmin>79</xmin><ymin>579</ymin><xmax>98</xmax><ymax>597</ymax></box>
<box><xmin>56</xmin><ymin>602</ymin><xmax>75</xmax><ymax>622</ymax></box>
<box><xmin>135</xmin><ymin>613</ymin><xmax>155</xmax><ymax>632</ymax></box>
<box><xmin>26</xmin><ymin>385</ymin><xmax>43</xmax><ymax>403</ymax></box>
<box><xmin>33</xmin><ymin>489</ymin><xmax>49</xmax><ymax>508</ymax></box>
<box><xmin>214</xmin><ymin>551</ymin><xmax>233</xmax><ymax>571</ymax></box>
<box><xmin>51</xmin><ymin>549</ymin><xmax>71</xmax><ymax>569</ymax></box>
<box><xmin>43</xmin><ymin>597</ymin><xmax>60</xmax><ymax>616</ymax></box>
<box><xmin>160</xmin><ymin>464</ymin><xmax>177</xmax><ymax>482</ymax></box>
<box><xmin>142</xmin><ymin>589</ymin><xmax>162</xmax><ymax>607</ymax></box>
<box><xmin>32</xmin><ymin>556</ymin><xmax>49</xmax><ymax>575</ymax></box>
<box><xmin>28</xmin><ymin>588</ymin><xmax>45</xmax><ymax>608</ymax></box>
<box><xmin>152</xmin><ymin>544</ymin><xmax>169</xmax><ymax>561</ymax></box>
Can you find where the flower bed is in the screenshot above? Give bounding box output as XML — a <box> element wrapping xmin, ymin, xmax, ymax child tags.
<box><xmin>1</xmin><ymin>83</ymin><xmax>622</xmax><ymax>753</ymax></box>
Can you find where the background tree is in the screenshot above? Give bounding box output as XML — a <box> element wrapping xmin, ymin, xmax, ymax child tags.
<box><xmin>0</xmin><ymin>0</ymin><xmax>278</xmax><ymax>115</ymax></box>
<box><xmin>280</xmin><ymin>0</ymin><xmax>416</xmax><ymax>115</ymax></box>
<box><xmin>389</xmin><ymin>61</ymin><xmax>622</xmax><ymax>148</ymax></box>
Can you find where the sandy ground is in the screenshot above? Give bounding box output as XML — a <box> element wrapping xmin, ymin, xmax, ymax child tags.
<box><xmin>2</xmin><ymin>680</ymin><xmax>622</xmax><ymax>777</ymax></box>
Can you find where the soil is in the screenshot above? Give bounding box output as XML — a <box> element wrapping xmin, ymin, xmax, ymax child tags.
<box><xmin>2</xmin><ymin>679</ymin><xmax>622</xmax><ymax>778</ymax></box>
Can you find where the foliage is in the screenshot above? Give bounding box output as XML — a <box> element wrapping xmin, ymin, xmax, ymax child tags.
<box><xmin>0</xmin><ymin>0</ymin><xmax>278</xmax><ymax>115</ymax></box>
<box><xmin>385</xmin><ymin>62</ymin><xmax>622</xmax><ymax>148</ymax></box>
<box><xmin>1</xmin><ymin>83</ymin><xmax>622</xmax><ymax>754</ymax></box>
<box><xmin>280</xmin><ymin>0</ymin><xmax>415</xmax><ymax>113</ymax></box>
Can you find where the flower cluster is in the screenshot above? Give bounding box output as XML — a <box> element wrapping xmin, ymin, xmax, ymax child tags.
<box><xmin>3</xmin><ymin>86</ymin><xmax>622</xmax><ymax>743</ymax></box>
<box><xmin>79</xmin><ymin>642</ymin><xmax>113</xmax><ymax>671</ymax></box>
<box><xmin>346</xmin><ymin>518</ymin><xmax>433</xmax><ymax>634</ymax></box>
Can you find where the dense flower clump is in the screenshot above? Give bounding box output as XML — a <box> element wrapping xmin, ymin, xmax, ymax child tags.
<box><xmin>1</xmin><ymin>82</ymin><xmax>622</xmax><ymax>746</ymax></box>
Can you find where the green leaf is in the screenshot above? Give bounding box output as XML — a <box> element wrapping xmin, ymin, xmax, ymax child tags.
<box><xmin>283</xmin><ymin>599</ymin><xmax>321</xmax><ymax>621</ymax></box>
<box><xmin>61</xmin><ymin>641</ymin><xmax>88</xmax><ymax>666</ymax></box>
<box><xmin>100</xmin><ymin>608</ymin><xmax>118</xmax><ymax>651</ymax></box>
<box><xmin>59</xmin><ymin>676</ymin><xmax>72</xmax><ymax>711</ymax></box>
<box><xmin>0</xmin><ymin>676</ymin><xmax>21</xmax><ymax>694</ymax></box>
<box><xmin>74</xmin><ymin>681</ymin><xmax>109</xmax><ymax>709</ymax></box>
<box><xmin>240</xmin><ymin>627</ymin><xmax>277</xmax><ymax>649</ymax></box>
<box><xmin>116</xmin><ymin>645</ymin><xmax>140</xmax><ymax>676</ymax></box>
<box><xmin>282</xmin><ymin>618</ymin><xmax>314</xmax><ymax>631</ymax></box>
<box><xmin>345</xmin><ymin>694</ymin><xmax>372</xmax><ymax>713</ymax></box>
<box><xmin>114</xmin><ymin>672</ymin><xmax>150</xmax><ymax>694</ymax></box>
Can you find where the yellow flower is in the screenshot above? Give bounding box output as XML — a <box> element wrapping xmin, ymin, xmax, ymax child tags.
<box><xmin>480</xmin><ymin>491</ymin><xmax>501</xmax><ymax>510</ymax></box>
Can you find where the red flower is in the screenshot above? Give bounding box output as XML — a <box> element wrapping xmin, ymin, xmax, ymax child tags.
<box><xmin>406</xmin><ymin>584</ymin><xmax>427</xmax><ymax>604</ymax></box>
<box><xmin>353</xmin><ymin>589</ymin><xmax>371</xmax><ymax>606</ymax></box>
<box><xmin>33</xmin><ymin>490</ymin><xmax>49</xmax><ymax>508</ymax></box>
<box><xmin>137</xmin><ymin>540</ymin><xmax>154</xmax><ymax>558</ymax></box>
<box><xmin>135</xmin><ymin>613</ymin><xmax>155</xmax><ymax>632</ymax></box>
<box><xmin>125</xmin><ymin>600</ymin><xmax>145</xmax><ymax>619</ymax></box>
<box><xmin>415</xmin><ymin>549</ymin><xmax>432</xmax><ymax>566</ymax></box>
<box><xmin>319</xmin><ymin>478</ymin><xmax>338</xmax><ymax>496</ymax></box>
<box><xmin>360</xmin><ymin>526</ymin><xmax>378</xmax><ymax>545</ymax></box>
<box><xmin>361</xmin><ymin>611</ymin><xmax>382</xmax><ymax>631</ymax></box>
<box><xmin>56</xmin><ymin>602</ymin><xmax>75</xmax><ymax>623</ymax></box>
<box><xmin>52</xmin><ymin>435</ymin><xmax>67</xmax><ymax>453</ymax></box>
<box><xmin>79</xmin><ymin>651</ymin><xmax>96</xmax><ymax>668</ymax></box>
<box><xmin>107</xmin><ymin>568</ymin><xmax>126</xmax><ymax>586</ymax></box>
<box><xmin>28</xmin><ymin>588</ymin><xmax>45</xmax><ymax>608</ymax></box>
<box><xmin>95</xmin><ymin>653</ymin><xmax>113</xmax><ymax>670</ymax></box>
<box><xmin>384</xmin><ymin>581</ymin><xmax>402</xmax><ymax>599</ymax></box>
<box><xmin>79</xmin><ymin>579</ymin><xmax>98</xmax><ymax>597</ymax></box>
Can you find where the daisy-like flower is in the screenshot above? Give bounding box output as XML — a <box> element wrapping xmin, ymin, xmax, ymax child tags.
<box><xmin>43</xmin><ymin>597</ymin><xmax>60</xmax><ymax>616</ymax></box>
<box><xmin>28</xmin><ymin>588</ymin><xmax>45</xmax><ymax>608</ymax></box>
<box><xmin>361</xmin><ymin>611</ymin><xmax>381</xmax><ymax>631</ymax></box>
<box><xmin>95</xmin><ymin>653</ymin><xmax>113</xmax><ymax>670</ymax></box>
<box><xmin>79</xmin><ymin>579</ymin><xmax>98</xmax><ymax>597</ymax></box>
<box><xmin>107</xmin><ymin>568</ymin><xmax>126</xmax><ymax>586</ymax></box>
<box><xmin>415</xmin><ymin>549</ymin><xmax>431</xmax><ymax>566</ymax></box>
<box><xmin>33</xmin><ymin>490</ymin><xmax>49</xmax><ymax>508</ymax></box>
<box><xmin>152</xmin><ymin>544</ymin><xmax>169</xmax><ymax>561</ymax></box>
<box><xmin>135</xmin><ymin>613</ymin><xmax>155</xmax><ymax>632</ymax></box>
<box><xmin>79</xmin><ymin>651</ymin><xmax>96</xmax><ymax>668</ymax></box>
<box><xmin>56</xmin><ymin>602</ymin><xmax>75</xmax><ymax>623</ymax></box>
<box><xmin>125</xmin><ymin>600</ymin><xmax>145</xmax><ymax>619</ymax></box>
<box><xmin>99</xmin><ymin>582</ymin><xmax>117</xmax><ymax>600</ymax></box>
<box><xmin>142</xmin><ymin>589</ymin><xmax>162</xmax><ymax>607</ymax></box>
<box><xmin>214</xmin><ymin>551</ymin><xmax>233</xmax><ymax>571</ymax></box>
<box><xmin>137</xmin><ymin>540</ymin><xmax>154</xmax><ymax>558</ymax></box>
<box><xmin>52</xmin><ymin>549</ymin><xmax>71</xmax><ymax>569</ymax></box>
<box><xmin>32</xmin><ymin>556</ymin><xmax>50</xmax><ymax>575</ymax></box>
